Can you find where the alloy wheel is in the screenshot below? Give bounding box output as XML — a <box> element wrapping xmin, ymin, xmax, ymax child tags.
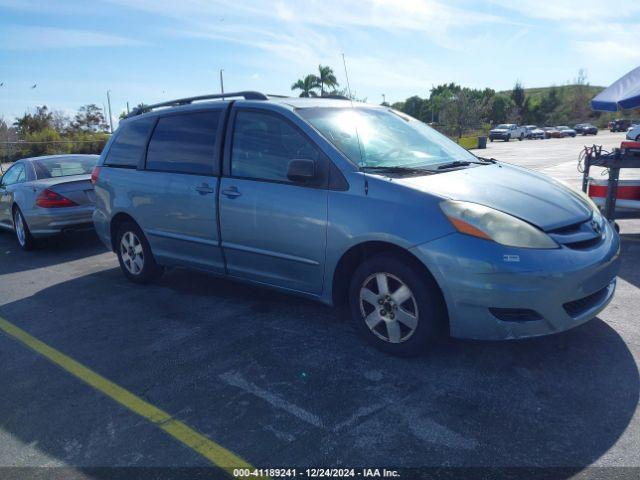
<box><xmin>120</xmin><ymin>231</ymin><xmax>144</xmax><ymax>275</ymax></box>
<box><xmin>14</xmin><ymin>211</ymin><xmax>26</xmax><ymax>247</ymax></box>
<box><xmin>359</xmin><ymin>272</ymin><xmax>419</xmax><ymax>343</ymax></box>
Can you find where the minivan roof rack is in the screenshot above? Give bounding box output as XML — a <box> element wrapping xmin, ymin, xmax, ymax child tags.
<box><xmin>128</xmin><ymin>91</ymin><xmax>268</xmax><ymax>117</ymax></box>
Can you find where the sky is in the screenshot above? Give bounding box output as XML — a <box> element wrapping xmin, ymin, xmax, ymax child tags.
<box><xmin>1</xmin><ymin>0</ymin><xmax>639</xmax><ymax>126</ymax></box>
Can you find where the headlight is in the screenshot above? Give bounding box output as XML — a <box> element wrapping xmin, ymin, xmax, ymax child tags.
<box><xmin>440</xmin><ymin>200</ymin><xmax>558</xmax><ymax>249</ymax></box>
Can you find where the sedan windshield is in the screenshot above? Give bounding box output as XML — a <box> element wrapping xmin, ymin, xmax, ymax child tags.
<box><xmin>32</xmin><ymin>156</ymin><xmax>96</xmax><ymax>179</ymax></box>
<box><xmin>296</xmin><ymin>107</ymin><xmax>477</xmax><ymax>169</ymax></box>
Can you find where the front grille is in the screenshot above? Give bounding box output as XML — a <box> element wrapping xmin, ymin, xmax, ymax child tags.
<box><xmin>563</xmin><ymin>286</ymin><xmax>610</xmax><ymax>318</ymax></box>
<box><xmin>489</xmin><ymin>308</ymin><xmax>543</xmax><ymax>322</ymax></box>
<box><xmin>547</xmin><ymin>218</ymin><xmax>603</xmax><ymax>250</ymax></box>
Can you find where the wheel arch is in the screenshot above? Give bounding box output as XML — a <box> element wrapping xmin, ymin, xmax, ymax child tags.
<box><xmin>109</xmin><ymin>212</ymin><xmax>138</xmax><ymax>252</ymax></box>
<box><xmin>332</xmin><ymin>241</ymin><xmax>446</xmax><ymax>309</ymax></box>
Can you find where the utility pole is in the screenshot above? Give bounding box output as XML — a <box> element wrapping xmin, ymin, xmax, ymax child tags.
<box><xmin>382</xmin><ymin>93</ymin><xmax>386</xmax><ymax>105</ymax></box>
<box><xmin>106</xmin><ymin>90</ymin><xmax>114</xmax><ymax>133</ymax></box>
<box><xmin>126</xmin><ymin>101</ymin><xmax>130</xmax><ymax>115</ymax></box>
<box><xmin>219</xmin><ymin>69</ymin><xmax>224</xmax><ymax>96</ymax></box>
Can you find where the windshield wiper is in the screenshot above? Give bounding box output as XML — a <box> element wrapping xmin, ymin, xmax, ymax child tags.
<box><xmin>475</xmin><ymin>156</ymin><xmax>498</xmax><ymax>164</ymax></box>
<box><xmin>437</xmin><ymin>158</ymin><xmax>497</xmax><ymax>170</ymax></box>
<box><xmin>361</xmin><ymin>165</ymin><xmax>434</xmax><ymax>175</ymax></box>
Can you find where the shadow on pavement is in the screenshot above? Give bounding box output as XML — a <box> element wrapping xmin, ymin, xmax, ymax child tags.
<box><xmin>0</xmin><ymin>230</ymin><xmax>108</xmax><ymax>276</ymax></box>
<box><xmin>617</xmin><ymin>233</ymin><xmax>640</xmax><ymax>290</ymax></box>
<box><xmin>0</xmin><ymin>262</ymin><xmax>637</xmax><ymax>477</ymax></box>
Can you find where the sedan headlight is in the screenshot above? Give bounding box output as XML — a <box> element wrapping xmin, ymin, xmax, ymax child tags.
<box><xmin>440</xmin><ymin>200</ymin><xmax>558</xmax><ymax>249</ymax></box>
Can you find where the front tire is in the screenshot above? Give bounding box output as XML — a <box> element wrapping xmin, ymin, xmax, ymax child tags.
<box><xmin>13</xmin><ymin>207</ymin><xmax>36</xmax><ymax>251</ymax></box>
<box><xmin>116</xmin><ymin>221</ymin><xmax>164</xmax><ymax>284</ymax></box>
<box><xmin>348</xmin><ymin>253</ymin><xmax>445</xmax><ymax>357</ymax></box>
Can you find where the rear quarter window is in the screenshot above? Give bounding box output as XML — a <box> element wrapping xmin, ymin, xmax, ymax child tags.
<box><xmin>104</xmin><ymin>117</ymin><xmax>155</xmax><ymax>168</ymax></box>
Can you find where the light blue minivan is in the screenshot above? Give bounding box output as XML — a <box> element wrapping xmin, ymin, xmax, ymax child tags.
<box><xmin>92</xmin><ymin>92</ymin><xmax>620</xmax><ymax>356</ymax></box>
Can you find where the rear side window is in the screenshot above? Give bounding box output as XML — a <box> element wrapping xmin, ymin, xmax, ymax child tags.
<box><xmin>104</xmin><ymin>117</ymin><xmax>155</xmax><ymax>168</ymax></box>
<box><xmin>231</xmin><ymin>110</ymin><xmax>322</xmax><ymax>183</ymax></box>
<box><xmin>146</xmin><ymin>111</ymin><xmax>220</xmax><ymax>175</ymax></box>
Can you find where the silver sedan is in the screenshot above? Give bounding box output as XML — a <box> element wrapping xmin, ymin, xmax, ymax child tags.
<box><xmin>0</xmin><ymin>154</ymin><xmax>98</xmax><ymax>250</ymax></box>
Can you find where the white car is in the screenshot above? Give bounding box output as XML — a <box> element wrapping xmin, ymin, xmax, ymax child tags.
<box><xmin>489</xmin><ymin>124</ymin><xmax>526</xmax><ymax>142</ymax></box>
<box><xmin>627</xmin><ymin>124</ymin><xmax>640</xmax><ymax>141</ymax></box>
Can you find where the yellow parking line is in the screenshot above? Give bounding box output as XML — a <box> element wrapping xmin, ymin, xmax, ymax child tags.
<box><xmin>0</xmin><ymin>316</ymin><xmax>255</xmax><ymax>478</ymax></box>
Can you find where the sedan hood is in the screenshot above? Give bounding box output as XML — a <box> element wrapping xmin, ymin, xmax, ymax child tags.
<box><xmin>393</xmin><ymin>164</ymin><xmax>592</xmax><ymax>231</ymax></box>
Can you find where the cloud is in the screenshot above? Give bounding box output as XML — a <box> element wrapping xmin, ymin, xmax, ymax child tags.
<box><xmin>109</xmin><ymin>0</ymin><xmax>511</xmax><ymax>53</ymax></box>
<box><xmin>0</xmin><ymin>26</ymin><xmax>145</xmax><ymax>50</ymax></box>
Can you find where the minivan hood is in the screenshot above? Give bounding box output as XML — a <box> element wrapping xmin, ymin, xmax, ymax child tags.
<box><xmin>393</xmin><ymin>164</ymin><xmax>592</xmax><ymax>231</ymax></box>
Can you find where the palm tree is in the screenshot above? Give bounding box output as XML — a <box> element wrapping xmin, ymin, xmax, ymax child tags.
<box><xmin>317</xmin><ymin>65</ymin><xmax>338</xmax><ymax>96</ymax></box>
<box><xmin>291</xmin><ymin>75</ymin><xmax>320</xmax><ymax>97</ymax></box>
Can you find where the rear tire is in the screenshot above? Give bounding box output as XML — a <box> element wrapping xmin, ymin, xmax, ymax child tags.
<box><xmin>505</xmin><ymin>136</ymin><xmax>509</xmax><ymax>142</ymax></box>
<box><xmin>348</xmin><ymin>253</ymin><xmax>446</xmax><ymax>357</ymax></box>
<box><xmin>116</xmin><ymin>221</ymin><xmax>164</xmax><ymax>284</ymax></box>
<box><xmin>13</xmin><ymin>207</ymin><xmax>36</xmax><ymax>251</ymax></box>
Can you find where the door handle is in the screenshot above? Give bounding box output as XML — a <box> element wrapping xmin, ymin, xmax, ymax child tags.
<box><xmin>221</xmin><ymin>186</ymin><xmax>242</xmax><ymax>199</ymax></box>
<box><xmin>195</xmin><ymin>184</ymin><xmax>214</xmax><ymax>195</ymax></box>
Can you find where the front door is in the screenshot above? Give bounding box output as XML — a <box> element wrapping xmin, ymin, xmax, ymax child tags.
<box><xmin>219</xmin><ymin>108</ymin><xmax>328</xmax><ymax>295</ymax></box>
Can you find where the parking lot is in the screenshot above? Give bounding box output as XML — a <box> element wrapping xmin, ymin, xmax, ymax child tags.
<box><xmin>1</xmin><ymin>131</ymin><xmax>639</xmax><ymax>478</ymax></box>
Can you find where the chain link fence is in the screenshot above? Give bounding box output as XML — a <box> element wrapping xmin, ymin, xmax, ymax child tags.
<box><xmin>0</xmin><ymin>140</ymin><xmax>108</xmax><ymax>171</ymax></box>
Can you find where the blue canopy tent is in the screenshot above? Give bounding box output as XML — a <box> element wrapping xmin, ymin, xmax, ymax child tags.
<box><xmin>591</xmin><ymin>66</ymin><xmax>640</xmax><ymax>111</ymax></box>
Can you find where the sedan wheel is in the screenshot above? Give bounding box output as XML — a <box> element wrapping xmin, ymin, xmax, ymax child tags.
<box><xmin>359</xmin><ymin>272</ymin><xmax>419</xmax><ymax>344</ymax></box>
<box><xmin>13</xmin><ymin>208</ymin><xmax>35</xmax><ymax>250</ymax></box>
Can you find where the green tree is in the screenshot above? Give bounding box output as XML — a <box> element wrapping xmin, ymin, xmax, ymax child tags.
<box><xmin>13</xmin><ymin>106</ymin><xmax>54</xmax><ymax>137</ymax></box>
<box><xmin>511</xmin><ymin>81</ymin><xmax>526</xmax><ymax>121</ymax></box>
<box><xmin>291</xmin><ymin>75</ymin><xmax>320</xmax><ymax>97</ymax></box>
<box><xmin>489</xmin><ymin>94</ymin><xmax>514</xmax><ymax>124</ymax></box>
<box><xmin>71</xmin><ymin>104</ymin><xmax>109</xmax><ymax>133</ymax></box>
<box><xmin>317</xmin><ymin>65</ymin><xmax>338</xmax><ymax>96</ymax></box>
<box><xmin>20</xmin><ymin>128</ymin><xmax>67</xmax><ymax>157</ymax></box>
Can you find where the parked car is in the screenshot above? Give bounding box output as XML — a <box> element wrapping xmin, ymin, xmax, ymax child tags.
<box><xmin>0</xmin><ymin>154</ymin><xmax>98</xmax><ymax>250</ymax></box>
<box><xmin>92</xmin><ymin>92</ymin><xmax>620</xmax><ymax>356</ymax></box>
<box><xmin>627</xmin><ymin>124</ymin><xmax>640</xmax><ymax>141</ymax></box>
<box><xmin>557</xmin><ymin>126</ymin><xmax>577</xmax><ymax>137</ymax></box>
<box><xmin>610</xmin><ymin>119</ymin><xmax>630</xmax><ymax>132</ymax></box>
<box><xmin>543</xmin><ymin>127</ymin><xmax>562</xmax><ymax>138</ymax></box>
<box><xmin>574</xmin><ymin>123</ymin><xmax>598</xmax><ymax>135</ymax></box>
<box><xmin>489</xmin><ymin>124</ymin><xmax>526</xmax><ymax>142</ymax></box>
<box><xmin>524</xmin><ymin>125</ymin><xmax>545</xmax><ymax>139</ymax></box>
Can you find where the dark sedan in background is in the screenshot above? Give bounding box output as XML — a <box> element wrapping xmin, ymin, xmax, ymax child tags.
<box><xmin>0</xmin><ymin>154</ymin><xmax>98</xmax><ymax>250</ymax></box>
<box><xmin>575</xmin><ymin>123</ymin><xmax>598</xmax><ymax>135</ymax></box>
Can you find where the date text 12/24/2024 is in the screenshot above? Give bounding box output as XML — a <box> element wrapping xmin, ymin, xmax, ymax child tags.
<box><xmin>233</xmin><ymin>468</ymin><xmax>401</xmax><ymax>478</ymax></box>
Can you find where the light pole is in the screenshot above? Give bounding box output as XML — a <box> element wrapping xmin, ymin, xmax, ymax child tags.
<box><xmin>106</xmin><ymin>90</ymin><xmax>114</xmax><ymax>133</ymax></box>
<box><xmin>219</xmin><ymin>69</ymin><xmax>224</xmax><ymax>96</ymax></box>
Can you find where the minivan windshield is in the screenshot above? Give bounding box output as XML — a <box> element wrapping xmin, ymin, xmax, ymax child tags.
<box><xmin>296</xmin><ymin>107</ymin><xmax>477</xmax><ymax>169</ymax></box>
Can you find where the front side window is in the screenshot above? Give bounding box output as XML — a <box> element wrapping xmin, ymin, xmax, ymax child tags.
<box><xmin>146</xmin><ymin>111</ymin><xmax>221</xmax><ymax>175</ymax></box>
<box><xmin>297</xmin><ymin>107</ymin><xmax>476</xmax><ymax>169</ymax></box>
<box><xmin>105</xmin><ymin>117</ymin><xmax>155</xmax><ymax>168</ymax></box>
<box><xmin>33</xmin><ymin>156</ymin><xmax>97</xmax><ymax>179</ymax></box>
<box><xmin>1</xmin><ymin>164</ymin><xmax>25</xmax><ymax>186</ymax></box>
<box><xmin>231</xmin><ymin>110</ymin><xmax>322</xmax><ymax>183</ymax></box>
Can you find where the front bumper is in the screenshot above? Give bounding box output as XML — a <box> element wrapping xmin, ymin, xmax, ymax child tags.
<box><xmin>489</xmin><ymin>132</ymin><xmax>508</xmax><ymax>140</ymax></box>
<box><xmin>26</xmin><ymin>205</ymin><xmax>95</xmax><ymax>237</ymax></box>
<box><xmin>410</xmin><ymin>222</ymin><xmax>620</xmax><ymax>340</ymax></box>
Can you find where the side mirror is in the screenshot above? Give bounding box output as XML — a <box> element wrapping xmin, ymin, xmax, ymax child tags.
<box><xmin>287</xmin><ymin>159</ymin><xmax>316</xmax><ymax>183</ymax></box>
